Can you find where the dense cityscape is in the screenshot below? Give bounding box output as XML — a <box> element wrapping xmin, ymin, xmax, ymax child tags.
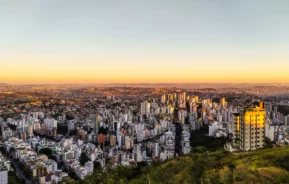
<box><xmin>2</xmin><ymin>0</ymin><xmax>289</xmax><ymax>183</ymax></box>
<box><xmin>0</xmin><ymin>84</ymin><xmax>289</xmax><ymax>183</ymax></box>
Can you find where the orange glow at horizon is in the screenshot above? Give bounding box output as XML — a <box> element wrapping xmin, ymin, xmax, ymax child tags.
<box><xmin>1</xmin><ymin>64</ymin><xmax>289</xmax><ymax>84</ymax></box>
<box><xmin>2</xmin><ymin>53</ymin><xmax>289</xmax><ymax>84</ymax></box>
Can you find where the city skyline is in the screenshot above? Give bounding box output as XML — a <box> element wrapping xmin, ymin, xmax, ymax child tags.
<box><xmin>1</xmin><ymin>0</ymin><xmax>289</xmax><ymax>84</ymax></box>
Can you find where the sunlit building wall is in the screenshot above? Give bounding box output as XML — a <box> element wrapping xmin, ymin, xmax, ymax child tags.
<box><xmin>239</xmin><ymin>103</ymin><xmax>266</xmax><ymax>151</ymax></box>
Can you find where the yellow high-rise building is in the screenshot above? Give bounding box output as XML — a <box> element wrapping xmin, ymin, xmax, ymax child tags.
<box><xmin>236</xmin><ymin>102</ymin><xmax>266</xmax><ymax>151</ymax></box>
<box><xmin>220</xmin><ymin>97</ymin><xmax>226</xmax><ymax>108</ymax></box>
<box><xmin>233</xmin><ymin>113</ymin><xmax>241</xmax><ymax>142</ymax></box>
<box><xmin>194</xmin><ymin>96</ymin><xmax>199</xmax><ymax>103</ymax></box>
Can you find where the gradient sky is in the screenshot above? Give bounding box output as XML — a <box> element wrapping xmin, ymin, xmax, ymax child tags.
<box><xmin>1</xmin><ymin>0</ymin><xmax>289</xmax><ymax>84</ymax></box>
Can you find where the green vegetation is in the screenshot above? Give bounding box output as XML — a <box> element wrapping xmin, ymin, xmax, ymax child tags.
<box><xmin>57</xmin><ymin>123</ymin><xmax>68</xmax><ymax>135</ymax></box>
<box><xmin>79</xmin><ymin>153</ymin><xmax>89</xmax><ymax>166</ymax></box>
<box><xmin>190</xmin><ymin>127</ymin><xmax>227</xmax><ymax>151</ymax></box>
<box><xmin>39</xmin><ymin>148</ymin><xmax>52</xmax><ymax>155</ymax></box>
<box><xmin>63</xmin><ymin>147</ymin><xmax>289</xmax><ymax>184</ymax></box>
<box><xmin>39</xmin><ymin>148</ymin><xmax>57</xmax><ymax>161</ymax></box>
<box><xmin>2</xmin><ymin>113</ymin><xmax>20</xmax><ymax>121</ymax></box>
<box><xmin>8</xmin><ymin>174</ymin><xmax>22</xmax><ymax>184</ymax></box>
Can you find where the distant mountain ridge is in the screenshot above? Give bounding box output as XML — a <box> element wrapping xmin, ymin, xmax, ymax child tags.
<box><xmin>29</xmin><ymin>83</ymin><xmax>289</xmax><ymax>89</ymax></box>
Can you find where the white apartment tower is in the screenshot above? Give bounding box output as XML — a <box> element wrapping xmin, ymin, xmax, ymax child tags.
<box><xmin>141</xmin><ymin>101</ymin><xmax>151</xmax><ymax>115</ymax></box>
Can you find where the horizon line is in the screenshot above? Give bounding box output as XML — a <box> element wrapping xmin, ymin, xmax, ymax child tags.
<box><xmin>2</xmin><ymin>82</ymin><xmax>289</xmax><ymax>85</ymax></box>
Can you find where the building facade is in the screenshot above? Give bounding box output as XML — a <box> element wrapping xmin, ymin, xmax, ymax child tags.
<box><xmin>236</xmin><ymin>102</ymin><xmax>266</xmax><ymax>151</ymax></box>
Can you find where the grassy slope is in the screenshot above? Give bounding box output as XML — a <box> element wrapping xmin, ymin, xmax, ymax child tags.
<box><xmin>129</xmin><ymin>147</ymin><xmax>289</xmax><ymax>184</ymax></box>
<box><xmin>221</xmin><ymin>147</ymin><xmax>289</xmax><ymax>184</ymax></box>
<box><xmin>8</xmin><ymin>175</ymin><xmax>22</xmax><ymax>184</ymax></box>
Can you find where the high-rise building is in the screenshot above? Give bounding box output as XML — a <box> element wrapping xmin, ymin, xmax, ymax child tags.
<box><xmin>44</xmin><ymin>118</ymin><xmax>57</xmax><ymax>137</ymax></box>
<box><xmin>117</xmin><ymin>134</ymin><xmax>123</xmax><ymax>148</ymax></box>
<box><xmin>182</xmin><ymin>92</ymin><xmax>186</xmax><ymax>102</ymax></box>
<box><xmin>154</xmin><ymin>142</ymin><xmax>160</xmax><ymax>157</ymax></box>
<box><xmin>235</xmin><ymin>103</ymin><xmax>266</xmax><ymax>151</ymax></box>
<box><xmin>22</xmin><ymin>132</ymin><xmax>27</xmax><ymax>140</ymax></box>
<box><xmin>194</xmin><ymin>96</ymin><xmax>199</xmax><ymax>103</ymax></box>
<box><xmin>220</xmin><ymin>97</ymin><xmax>226</xmax><ymax>108</ymax></box>
<box><xmin>95</xmin><ymin>115</ymin><xmax>100</xmax><ymax>140</ymax></box>
<box><xmin>28</xmin><ymin>125</ymin><xmax>33</xmax><ymax>136</ymax></box>
<box><xmin>85</xmin><ymin>161</ymin><xmax>94</xmax><ymax>175</ymax></box>
<box><xmin>265</xmin><ymin>103</ymin><xmax>273</xmax><ymax>112</ymax></box>
<box><xmin>53</xmin><ymin>127</ymin><xmax>57</xmax><ymax>138</ymax></box>
<box><xmin>98</xmin><ymin>134</ymin><xmax>105</xmax><ymax>144</ymax></box>
<box><xmin>173</xmin><ymin>93</ymin><xmax>177</xmax><ymax>101</ymax></box>
<box><xmin>68</xmin><ymin>121</ymin><xmax>75</xmax><ymax>132</ymax></box>
<box><xmin>161</xmin><ymin>94</ymin><xmax>166</xmax><ymax>103</ymax></box>
<box><xmin>110</xmin><ymin>135</ymin><xmax>116</xmax><ymax>146</ymax></box>
<box><xmin>141</xmin><ymin>101</ymin><xmax>151</xmax><ymax>115</ymax></box>
<box><xmin>125</xmin><ymin>136</ymin><xmax>133</xmax><ymax>150</ymax></box>
<box><xmin>285</xmin><ymin>115</ymin><xmax>289</xmax><ymax>126</ymax></box>
<box><xmin>167</xmin><ymin>94</ymin><xmax>171</xmax><ymax>102</ymax></box>
<box><xmin>217</xmin><ymin>113</ymin><xmax>222</xmax><ymax>123</ymax></box>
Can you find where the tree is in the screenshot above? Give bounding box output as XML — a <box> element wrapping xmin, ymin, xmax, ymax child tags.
<box><xmin>228</xmin><ymin>163</ymin><xmax>236</xmax><ymax>183</ymax></box>
<box><xmin>79</xmin><ymin>153</ymin><xmax>89</xmax><ymax>166</ymax></box>
<box><xmin>10</xmin><ymin>147</ymin><xmax>15</xmax><ymax>153</ymax></box>
<box><xmin>39</xmin><ymin>148</ymin><xmax>52</xmax><ymax>156</ymax></box>
<box><xmin>191</xmin><ymin>153</ymin><xmax>209</xmax><ymax>184</ymax></box>
<box><xmin>193</xmin><ymin>146</ymin><xmax>207</xmax><ymax>153</ymax></box>
<box><xmin>264</xmin><ymin>137</ymin><xmax>274</xmax><ymax>148</ymax></box>
<box><xmin>208</xmin><ymin>169</ymin><xmax>224</xmax><ymax>184</ymax></box>
<box><xmin>48</xmin><ymin>155</ymin><xmax>57</xmax><ymax>162</ymax></box>
<box><xmin>234</xmin><ymin>137</ymin><xmax>241</xmax><ymax>144</ymax></box>
<box><xmin>226</xmin><ymin>133</ymin><xmax>234</xmax><ymax>143</ymax></box>
<box><xmin>69</xmin><ymin>129</ymin><xmax>77</xmax><ymax>136</ymax></box>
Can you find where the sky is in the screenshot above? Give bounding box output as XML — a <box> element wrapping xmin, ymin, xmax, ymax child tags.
<box><xmin>1</xmin><ymin>0</ymin><xmax>289</xmax><ymax>84</ymax></box>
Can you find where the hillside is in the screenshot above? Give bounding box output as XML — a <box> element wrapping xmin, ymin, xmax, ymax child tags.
<box><xmin>128</xmin><ymin>147</ymin><xmax>289</xmax><ymax>184</ymax></box>
<box><xmin>64</xmin><ymin>147</ymin><xmax>289</xmax><ymax>184</ymax></box>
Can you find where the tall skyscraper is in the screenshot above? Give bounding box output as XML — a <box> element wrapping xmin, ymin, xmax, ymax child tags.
<box><xmin>96</xmin><ymin>115</ymin><xmax>100</xmax><ymax>135</ymax></box>
<box><xmin>161</xmin><ymin>94</ymin><xmax>166</xmax><ymax>103</ymax></box>
<box><xmin>182</xmin><ymin>92</ymin><xmax>186</xmax><ymax>102</ymax></box>
<box><xmin>220</xmin><ymin>97</ymin><xmax>226</xmax><ymax>108</ymax></box>
<box><xmin>235</xmin><ymin>102</ymin><xmax>266</xmax><ymax>151</ymax></box>
<box><xmin>110</xmin><ymin>135</ymin><xmax>117</xmax><ymax>146</ymax></box>
<box><xmin>285</xmin><ymin>115</ymin><xmax>289</xmax><ymax>126</ymax></box>
<box><xmin>173</xmin><ymin>93</ymin><xmax>177</xmax><ymax>102</ymax></box>
<box><xmin>194</xmin><ymin>96</ymin><xmax>199</xmax><ymax>103</ymax></box>
<box><xmin>233</xmin><ymin>112</ymin><xmax>241</xmax><ymax>143</ymax></box>
<box><xmin>141</xmin><ymin>101</ymin><xmax>151</xmax><ymax>115</ymax></box>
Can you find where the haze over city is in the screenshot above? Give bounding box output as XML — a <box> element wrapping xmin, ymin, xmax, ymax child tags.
<box><xmin>1</xmin><ymin>0</ymin><xmax>289</xmax><ymax>84</ymax></box>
